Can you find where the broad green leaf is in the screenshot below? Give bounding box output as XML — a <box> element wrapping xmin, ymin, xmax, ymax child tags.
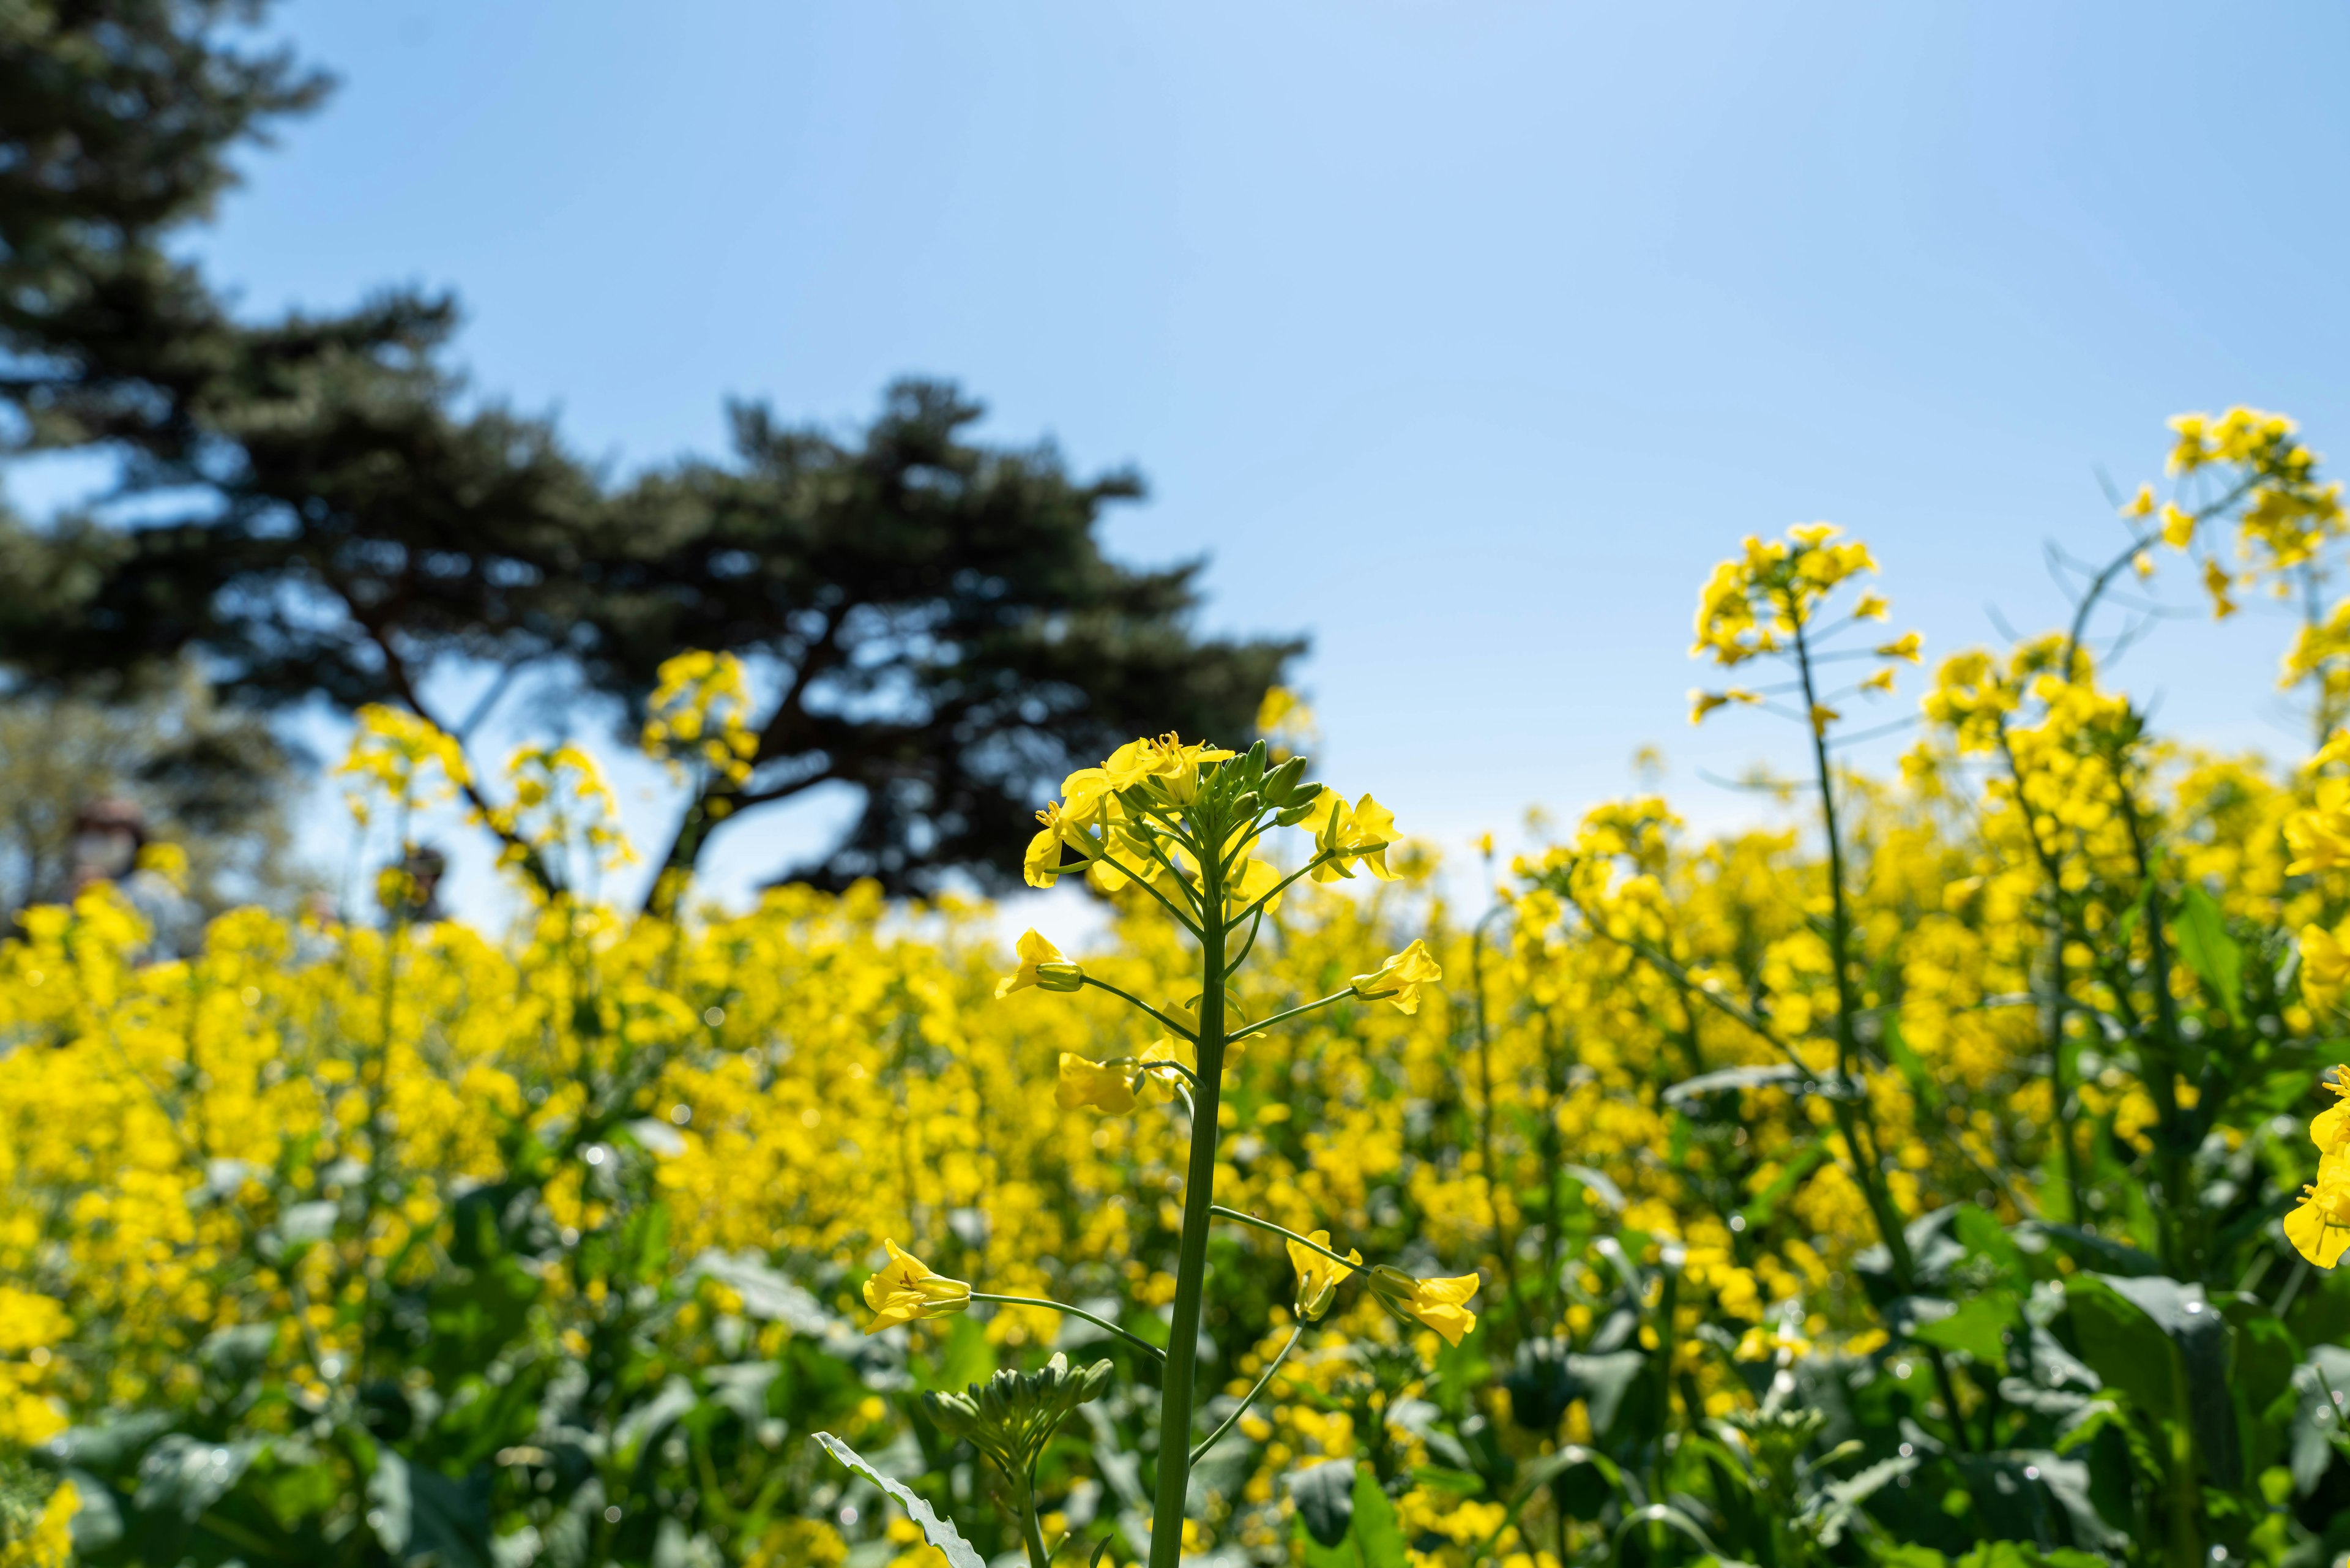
<box><xmin>367</xmin><ymin>1449</ymin><xmax>494</xmax><ymax>1568</ymax></box>
<box><xmin>1290</xmin><ymin>1458</ymin><xmax>1356</xmax><ymax>1548</ymax></box>
<box><xmin>1565</xmin><ymin>1350</ymin><xmax>1646</xmax><ymax>1439</ymax></box>
<box><xmin>2064</xmin><ymin>1275</ymin><xmax>2179</xmax><ymax>1417</ymax></box>
<box><xmin>1348</xmin><ymin>1464</ymin><xmax>1408</xmax><ymax>1568</ymax></box>
<box><xmin>1908</xmin><ymin>1289</ymin><xmax>2018</xmax><ymax>1373</ymax></box>
<box><xmin>813</xmin><ymin>1430</ymin><xmax>985</xmax><ymax>1568</ymax></box>
<box><xmin>132</xmin><ymin>1434</ymin><xmax>262</xmax><ymax>1521</ymax></box>
<box><xmin>2170</xmin><ymin>884</ymin><xmax>2244</xmax><ymax>1023</ymax></box>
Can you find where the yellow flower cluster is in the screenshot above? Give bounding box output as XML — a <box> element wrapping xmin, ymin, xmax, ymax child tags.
<box><xmin>1689</xmin><ymin>523</ymin><xmax>1920</xmax><ymax>731</ymax></box>
<box><xmin>641</xmin><ymin>648</ymin><xmax>760</xmax><ymax>791</ymax></box>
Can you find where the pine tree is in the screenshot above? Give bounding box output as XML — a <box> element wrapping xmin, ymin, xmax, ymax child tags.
<box><xmin>0</xmin><ymin>5</ymin><xmax>1301</xmax><ymax>900</ymax></box>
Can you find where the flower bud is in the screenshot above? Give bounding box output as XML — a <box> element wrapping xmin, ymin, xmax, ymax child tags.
<box><xmin>1035</xmin><ymin>961</ymin><xmax>1084</xmax><ymax>993</ymax></box>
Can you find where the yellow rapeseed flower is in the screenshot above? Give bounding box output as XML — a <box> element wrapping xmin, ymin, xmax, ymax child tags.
<box><xmin>862</xmin><ymin>1241</ymin><xmax>971</xmax><ymax>1333</ymax></box>
<box><xmin>2303</xmin><ymin>927</ymin><xmax>2350</xmax><ymax>1012</ymax></box>
<box><xmin>1874</xmin><ymin>632</ymin><xmax>1923</xmax><ymax>662</ymax></box>
<box><xmin>1055</xmin><ymin>1055</ymin><xmax>1138</xmax><ymax>1114</ymax></box>
<box><xmin>1364</xmin><ymin>1266</ymin><xmax>1481</xmax><ymax>1346</ymax></box>
<box><xmin>1350</xmin><ymin>939</ymin><xmax>1442</xmax><ymax>1014</ymax></box>
<box><xmin>1286</xmin><ymin>1231</ymin><xmax>1360</xmax><ymax>1321</ymax></box>
<box><xmin>997</xmin><ymin>930</ymin><xmax>1082</xmax><ymax>998</ymax></box>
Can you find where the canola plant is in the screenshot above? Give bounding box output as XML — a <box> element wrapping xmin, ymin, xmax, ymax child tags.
<box><xmin>6</xmin><ymin>412</ymin><xmax>2350</xmax><ymax>1568</ymax></box>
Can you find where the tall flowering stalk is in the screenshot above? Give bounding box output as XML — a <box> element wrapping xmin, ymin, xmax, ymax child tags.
<box><xmin>826</xmin><ymin>734</ymin><xmax>1472</xmax><ymax>1567</ymax></box>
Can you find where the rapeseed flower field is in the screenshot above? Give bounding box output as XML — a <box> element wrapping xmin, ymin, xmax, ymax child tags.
<box><xmin>10</xmin><ymin>411</ymin><xmax>2350</xmax><ymax>1568</ymax></box>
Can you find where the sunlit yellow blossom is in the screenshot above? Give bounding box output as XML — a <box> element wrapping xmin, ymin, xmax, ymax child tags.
<box><xmin>996</xmin><ymin>930</ymin><xmax>1083</xmax><ymax>998</ymax></box>
<box><xmin>1350</xmin><ymin>939</ymin><xmax>1442</xmax><ymax>1014</ymax></box>
<box><xmin>862</xmin><ymin>1241</ymin><xmax>971</xmax><ymax>1333</ymax></box>
<box><xmin>2286</xmin><ymin>781</ymin><xmax>2350</xmax><ymax>875</ymax></box>
<box><xmin>1055</xmin><ymin>1054</ymin><xmax>1138</xmax><ymax>1114</ymax></box>
<box><xmin>2122</xmin><ymin>483</ymin><xmax>2155</xmax><ymax>518</ymax></box>
<box><xmin>2312</xmin><ymin>1067</ymin><xmax>2350</xmax><ymax>1158</ymax></box>
<box><xmin>1286</xmin><ymin>1231</ymin><xmax>1360</xmax><ymax>1321</ymax></box>
<box><xmin>1310</xmin><ymin>791</ymin><xmax>1400</xmax><ymax>882</ymax></box>
<box><xmin>2288</xmin><ymin>1150</ymin><xmax>2350</xmax><ymax>1269</ymax></box>
<box><xmin>1859</xmin><ymin>668</ymin><xmax>1895</xmax><ymax>696</ymax></box>
<box><xmin>1364</xmin><ymin>1266</ymin><xmax>1480</xmax><ymax>1346</ymax></box>
<box><xmin>1809</xmin><ymin>704</ymin><xmax>1840</xmax><ymax>734</ymax></box>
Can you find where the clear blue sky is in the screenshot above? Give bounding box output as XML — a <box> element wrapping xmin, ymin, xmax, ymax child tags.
<box><xmin>35</xmin><ymin>1</ymin><xmax>2350</xmax><ymax>918</ymax></box>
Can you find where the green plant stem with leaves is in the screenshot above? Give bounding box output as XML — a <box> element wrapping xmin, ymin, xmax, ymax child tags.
<box><xmin>1148</xmin><ymin>871</ymin><xmax>1228</xmax><ymax>1568</ymax></box>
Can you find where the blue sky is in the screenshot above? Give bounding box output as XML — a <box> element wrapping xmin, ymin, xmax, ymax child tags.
<box><xmin>23</xmin><ymin>1</ymin><xmax>2350</xmax><ymax>919</ymax></box>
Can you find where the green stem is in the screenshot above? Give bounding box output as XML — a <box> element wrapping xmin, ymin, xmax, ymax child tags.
<box><xmin>1018</xmin><ymin>1475</ymin><xmax>1051</xmax><ymax>1568</ymax></box>
<box><xmin>1078</xmin><ymin>976</ymin><xmax>1198</xmax><ymax>1040</ymax></box>
<box><xmin>1147</xmin><ymin>872</ymin><xmax>1228</xmax><ymax>1568</ymax></box>
<box><xmin>1231</xmin><ymin>845</ymin><xmax>1350</xmax><ymax>924</ymax></box>
<box><xmin>1192</xmin><ymin>1324</ymin><xmax>1303</xmax><ymax>1466</ymax></box>
<box><xmin>1209</xmin><ymin>1206</ymin><xmax>1359</xmax><ymax>1269</ymax></box>
<box><xmin>1243</xmin><ymin>990</ymin><xmax>1356</xmax><ymax>1037</ymax></box>
<box><xmin>969</xmin><ymin>1293</ymin><xmax>1166</xmax><ymax>1363</ymax></box>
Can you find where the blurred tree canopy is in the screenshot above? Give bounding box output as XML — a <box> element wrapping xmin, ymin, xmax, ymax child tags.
<box><xmin>0</xmin><ymin>0</ymin><xmax>1299</xmax><ymax>899</ymax></box>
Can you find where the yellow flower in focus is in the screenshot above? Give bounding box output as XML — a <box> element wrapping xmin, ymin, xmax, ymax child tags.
<box><xmin>1311</xmin><ymin>792</ymin><xmax>1400</xmax><ymax>882</ymax></box>
<box><xmin>1287</xmin><ymin>1230</ymin><xmax>1360</xmax><ymax>1321</ymax></box>
<box><xmin>862</xmin><ymin>1241</ymin><xmax>971</xmax><ymax>1334</ymax></box>
<box><xmin>1225</xmin><ymin>856</ymin><xmax>1285</xmax><ymax>916</ymax></box>
<box><xmin>996</xmin><ymin>930</ymin><xmax>1082</xmax><ymax>998</ymax></box>
<box><xmin>2310</xmin><ymin>1067</ymin><xmax>2350</xmax><ymax>1157</ymax></box>
<box><xmin>1364</xmin><ymin>1265</ymin><xmax>1480</xmax><ymax>1346</ymax></box>
<box><xmin>1055</xmin><ymin>1055</ymin><xmax>1138</xmax><ymax>1114</ymax></box>
<box><xmin>2288</xmin><ymin>1151</ymin><xmax>2350</xmax><ymax>1269</ymax></box>
<box><xmin>1350</xmin><ymin>939</ymin><xmax>1443</xmax><ymax>1014</ymax></box>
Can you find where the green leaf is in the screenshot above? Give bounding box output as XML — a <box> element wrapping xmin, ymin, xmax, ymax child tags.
<box><xmin>1908</xmin><ymin>1289</ymin><xmax>2018</xmax><ymax>1373</ymax></box>
<box><xmin>1291</xmin><ymin>1459</ymin><xmax>1356</xmax><ymax>1548</ymax></box>
<box><xmin>132</xmin><ymin>1433</ymin><xmax>262</xmax><ymax>1521</ymax></box>
<box><xmin>2064</xmin><ymin>1275</ymin><xmax>2179</xmax><ymax>1416</ymax></box>
<box><xmin>367</xmin><ymin>1449</ymin><xmax>493</xmax><ymax>1568</ymax></box>
<box><xmin>1348</xmin><ymin>1465</ymin><xmax>1408</xmax><ymax>1568</ymax></box>
<box><xmin>2064</xmin><ymin>1274</ymin><xmax>2241</xmax><ymax>1489</ymax></box>
<box><xmin>2170</xmin><ymin>884</ymin><xmax>2244</xmax><ymax>1023</ymax></box>
<box><xmin>912</xmin><ymin>1312</ymin><xmax>996</xmax><ymax>1395</ymax></box>
<box><xmin>2286</xmin><ymin>1345</ymin><xmax>2350</xmax><ymax>1496</ymax></box>
<box><xmin>1565</xmin><ymin>1350</ymin><xmax>1647</xmax><ymax>1439</ymax></box>
<box><xmin>813</xmin><ymin>1431</ymin><xmax>985</xmax><ymax>1568</ymax></box>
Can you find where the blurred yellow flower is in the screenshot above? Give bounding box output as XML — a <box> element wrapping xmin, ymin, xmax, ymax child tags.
<box><xmin>1364</xmin><ymin>1266</ymin><xmax>1480</xmax><ymax>1346</ymax></box>
<box><xmin>1055</xmin><ymin>1054</ymin><xmax>1137</xmax><ymax>1115</ymax></box>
